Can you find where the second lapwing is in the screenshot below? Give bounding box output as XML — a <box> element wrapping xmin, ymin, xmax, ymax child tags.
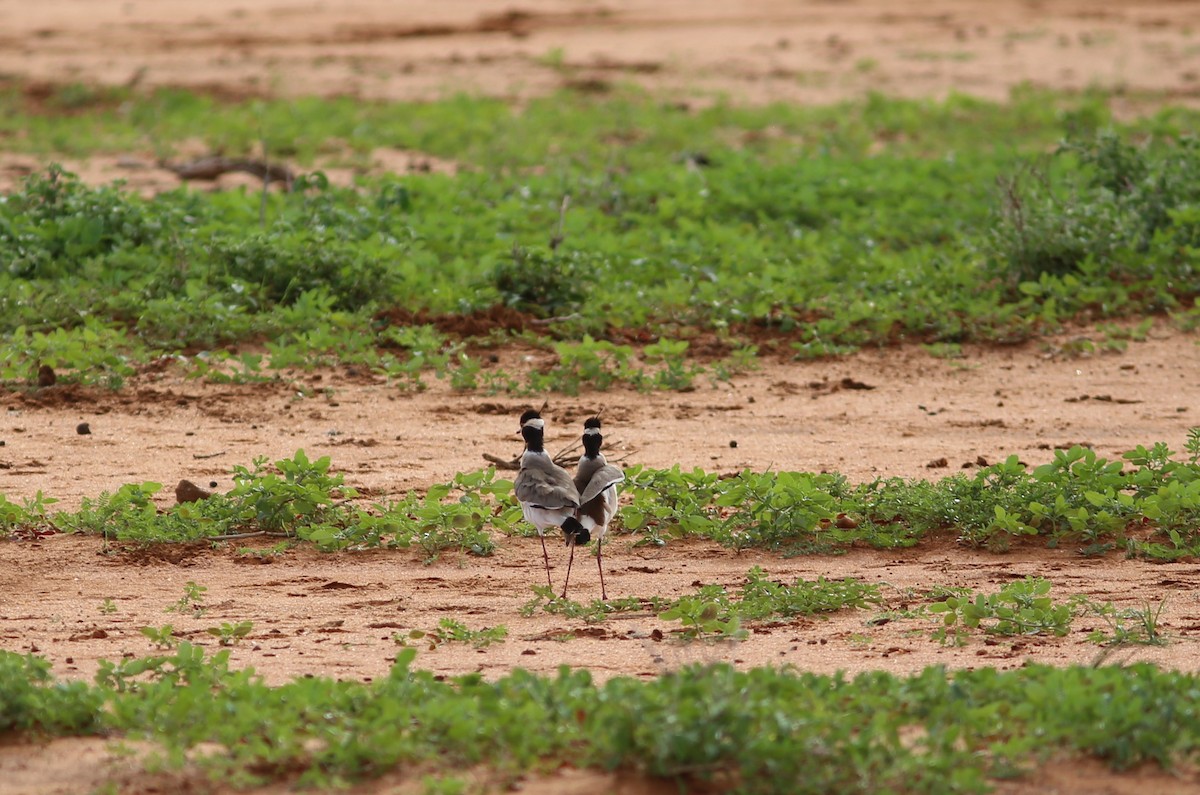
<box><xmin>571</xmin><ymin>417</ymin><xmax>624</xmax><ymax>600</ymax></box>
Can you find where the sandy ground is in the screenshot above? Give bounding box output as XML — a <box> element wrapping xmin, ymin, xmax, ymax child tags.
<box><xmin>1</xmin><ymin>0</ymin><xmax>1199</xmax><ymax>108</ymax></box>
<box><xmin>2</xmin><ymin>327</ymin><xmax>1200</xmax><ymax>792</ymax></box>
<box><xmin>4</xmin><ymin>1</ymin><xmax>1200</xmax><ymax>793</ymax></box>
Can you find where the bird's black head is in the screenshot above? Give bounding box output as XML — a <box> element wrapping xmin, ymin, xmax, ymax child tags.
<box><xmin>582</xmin><ymin>417</ymin><xmax>603</xmax><ymax>457</ymax></box>
<box><xmin>519</xmin><ymin>409</ymin><xmax>545</xmax><ymax>452</ymax></box>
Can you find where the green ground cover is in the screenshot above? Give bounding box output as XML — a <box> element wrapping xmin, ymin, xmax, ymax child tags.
<box><xmin>2</xmin><ymin>646</ymin><xmax>1197</xmax><ymax>794</ymax></box>
<box><xmin>2</xmin><ymin>86</ymin><xmax>1200</xmax><ymax>390</ymax></box>
<box><xmin>4</xmin><ymin>434</ymin><xmax>1200</xmax><ymax>560</ymax></box>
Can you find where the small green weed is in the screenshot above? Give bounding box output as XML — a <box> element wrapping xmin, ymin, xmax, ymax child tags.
<box><xmin>928</xmin><ymin>577</ymin><xmax>1074</xmax><ymax>645</ymax></box>
<box><xmin>140</xmin><ymin>625</ymin><xmax>178</xmax><ymax>649</ymax></box>
<box><xmin>166</xmin><ymin>582</ymin><xmax>207</xmax><ymax>617</ymax></box>
<box><xmin>399</xmin><ymin>619</ymin><xmax>508</xmax><ymax>650</ymax></box>
<box><xmin>1084</xmin><ymin>598</ymin><xmax>1168</xmax><ymax>647</ymax></box>
<box><xmin>206</xmin><ymin>621</ymin><xmax>254</xmax><ymax>647</ymax></box>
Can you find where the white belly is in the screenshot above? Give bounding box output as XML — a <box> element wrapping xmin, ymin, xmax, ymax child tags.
<box><xmin>522</xmin><ymin>504</ymin><xmax>575</xmax><ymax>535</ymax></box>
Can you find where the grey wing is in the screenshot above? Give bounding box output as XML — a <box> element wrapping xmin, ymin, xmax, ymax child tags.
<box><xmin>516</xmin><ymin>466</ymin><xmax>580</xmax><ymax>509</ymax></box>
<box><xmin>579</xmin><ymin>465</ymin><xmax>624</xmax><ymax>506</ymax></box>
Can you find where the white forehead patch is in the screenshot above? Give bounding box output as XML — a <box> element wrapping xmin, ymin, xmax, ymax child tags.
<box><xmin>523</xmin><ymin>418</ymin><xmax>545</xmax><ymax>431</ymax></box>
<box><xmin>583</xmin><ymin>427</ymin><xmax>601</xmax><ymax>436</ymax></box>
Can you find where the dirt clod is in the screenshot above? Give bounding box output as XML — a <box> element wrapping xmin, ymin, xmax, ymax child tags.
<box><xmin>75</xmin><ymin>422</ymin><xmax>91</xmax><ymax>435</ymax></box>
<box><xmin>174</xmin><ymin>479</ymin><xmax>214</xmax><ymax>503</ymax></box>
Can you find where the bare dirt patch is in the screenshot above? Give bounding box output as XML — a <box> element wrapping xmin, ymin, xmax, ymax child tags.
<box><xmin>1</xmin><ymin>0</ymin><xmax>1198</xmax><ymax>109</ymax></box>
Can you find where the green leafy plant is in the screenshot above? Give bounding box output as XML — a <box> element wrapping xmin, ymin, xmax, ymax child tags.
<box><xmin>658</xmin><ymin>598</ymin><xmax>747</xmax><ymax>641</ymax></box>
<box><xmin>1084</xmin><ymin>598</ymin><xmax>1169</xmax><ymax>647</ymax></box>
<box><xmin>927</xmin><ymin>577</ymin><xmax>1074</xmax><ymax>645</ymax></box>
<box><xmin>400</xmin><ymin>619</ymin><xmax>508</xmax><ymax>650</ymax></box>
<box><xmin>140</xmin><ymin>625</ymin><xmax>178</xmax><ymax>649</ymax></box>
<box><xmin>166</xmin><ymin>582</ymin><xmax>207</xmax><ymax>617</ymax></box>
<box><xmin>206</xmin><ymin>621</ymin><xmax>254</xmax><ymax>647</ymax></box>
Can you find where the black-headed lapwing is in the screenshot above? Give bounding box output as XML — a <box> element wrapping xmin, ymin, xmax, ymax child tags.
<box><xmin>572</xmin><ymin>417</ymin><xmax>624</xmax><ymax>600</ymax></box>
<box><xmin>513</xmin><ymin>409</ymin><xmax>586</xmax><ymax>595</ymax></box>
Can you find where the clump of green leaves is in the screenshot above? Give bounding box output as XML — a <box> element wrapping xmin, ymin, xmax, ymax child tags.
<box><xmin>0</xmin><ymin>651</ymin><xmax>104</xmax><ymax>734</ymax></box>
<box><xmin>658</xmin><ymin>598</ymin><xmax>747</xmax><ymax>641</ymax></box>
<box><xmin>1084</xmin><ymin>598</ymin><xmax>1169</xmax><ymax>647</ymax></box>
<box><xmin>6</xmin><ymin>644</ymin><xmax>1200</xmax><ymax>792</ymax></box>
<box><xmin>489</xmin><ymin>244</ymin><xmax>590</xmax><ymax>318</ymax></box>
<box><xmin>990</xmin><ymin>129</ymin><xmax>1200</xmax><ymax>285</ymax></box>
<box><xmin>400</xmin><ymin>619</ymin><xmax>508</xmax><ymax>650</ymax></box>
<box><xmin>165</xmin><ymin>582</ymin><xmax>207</xmax><ymax>617</ymax></box>
<box><xmin>140</xmin><ymin>625</ymin><xmax>178</xmax><ymax>649</ymax></box>
<box><xmin>520</xmin><ymin>586</ymin><xmax>664</xmax><ymax>623</ymax></box>
<box><xmin>207</xmin><ymin>621</ymin><xmax>254</xmax><ymax>647</ymax></box>
<box><xmin>927</xmin><ymin>577</ymin><xmax>1074</xmax><ymax>645</ymax></box>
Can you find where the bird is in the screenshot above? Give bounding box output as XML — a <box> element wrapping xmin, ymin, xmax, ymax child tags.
<box><xmin>572</xmin><ymin>417</ymin><xmax>624</xmax><ymax>600</ymax></box>
<box><xmin>513</xmin><ymin>409</ymin><xmax>587</xmax><ymax>596</ymax></box>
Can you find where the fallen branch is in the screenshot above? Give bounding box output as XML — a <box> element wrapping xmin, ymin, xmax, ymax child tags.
<box><xmin>482</xmin><ymin>438</ymin><xmax>629</xmax><ymax>471</ymax></box>
<box><xmin>163</xmin><ymin>156</ymin><xmax>296</xmax><ymax>190</ymax></box>
<box><xmin>207</xmin><ymin>530</ymin><xmax>294</xmax><ymax>542</ymax></box>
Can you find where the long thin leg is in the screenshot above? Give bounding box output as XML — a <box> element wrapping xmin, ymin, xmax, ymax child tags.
<box><xmin>539</xmin><ymin>533</ymin><xmax>553</xmax><ymax>590</ymax></box>
<box><xmin>561</xmin><ymin>539</ymin><xmax>576</xmax><ymax>600</ymax></box>
<box><xmin>596</xmin><ymin>536</ymin><xmax>607</xmax><ymax>601</ymax></box>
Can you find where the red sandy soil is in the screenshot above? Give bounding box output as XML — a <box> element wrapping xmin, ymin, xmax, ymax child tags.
<box><xmin>2</xmin><ymin>327</ymin><xmax>1200</xmax><ymax>794</ymax></box>
<box><xmin>3</xmin><ymin>2</ymin><xmax>1200</xmax><ymax>793</ymax></box>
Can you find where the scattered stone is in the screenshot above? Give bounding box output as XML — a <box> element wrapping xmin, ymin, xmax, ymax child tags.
<box><xmin>175</xmin><ymin>479</ymin><xmax>213</xmax><ymax>504</ymax></box>
<box><xmin>926</xmin><ymin>457</ymin><xmax>949</xmax><ymax>468</ymax></box>
<box><xmin>729</xmin><ymin>440</ymin><xmax>738</xmax><ymax>448</ymax></box>
<box><xmin>75</xmin><ymin>422</ymin><xmax>91</xmax><ymax>435</ymax></box>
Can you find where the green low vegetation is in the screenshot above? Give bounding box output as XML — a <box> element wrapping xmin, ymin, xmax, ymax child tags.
<box><xmin>2</xmin><ymin>646</ymin><xmax>1198</xmax><ymax>793</ymax></box>
<box><xmin>518</xmin><ymin>567</ymin><xmax>879</xmax><ymax>638</ymax></box>
<box><xmin>2</xmin><ymin>86</ymin><xmax>1200</xmax><ymax>390</ymax></box>
<box><xmin>5</xmin><ymin>432</ymin><xmax>1200</xmax><ymax>560</ymax></box>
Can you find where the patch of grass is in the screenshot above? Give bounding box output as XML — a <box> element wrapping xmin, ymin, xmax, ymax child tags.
<box><xmin>522</xmin><ymin>568</ymin><xmax>877</xmax><ymax>638</ymax></box>
<box><xmin>10</xmin><ymin>433</ymin><xmax>1200</xmax><ymax>559</ymax></box>
<box><xmin>2</xmin><ymin>91</ymin><xmax>1200</xmax><ymax>393</ymax></box>
<box><xmin>1084</xmin><ymin>598</ymin><xmax>1169</xmax><ymax>647</ymax></box>
<box><xmin>206</xmin><ymin>621</ymin><xmax>254</xmax><ymax>647</ymax></box>
<box><xmin>3</xmin><ymin>646</ymin><xmax>1200</xmax><ymax>791</ymax></box>
<box><xmin>399</xmin><ymin>619</ymin><xmax>508</xmax><ymax>650</ymax></box>
<box><xmin>927</xmin><ymin>577</ymin><xmax>1075</xmax><ymax>645</ymax></box>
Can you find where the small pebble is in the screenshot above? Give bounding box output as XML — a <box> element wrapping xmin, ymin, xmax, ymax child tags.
<box><xmin>729</xmin><ymin>440</ymin><xmax>738</xmax><ymax>448</ymax></box>
<box><xmin>76</xmin><ymin>422</ymin><xmax>91</xmax><ymax>435</ymax></box>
